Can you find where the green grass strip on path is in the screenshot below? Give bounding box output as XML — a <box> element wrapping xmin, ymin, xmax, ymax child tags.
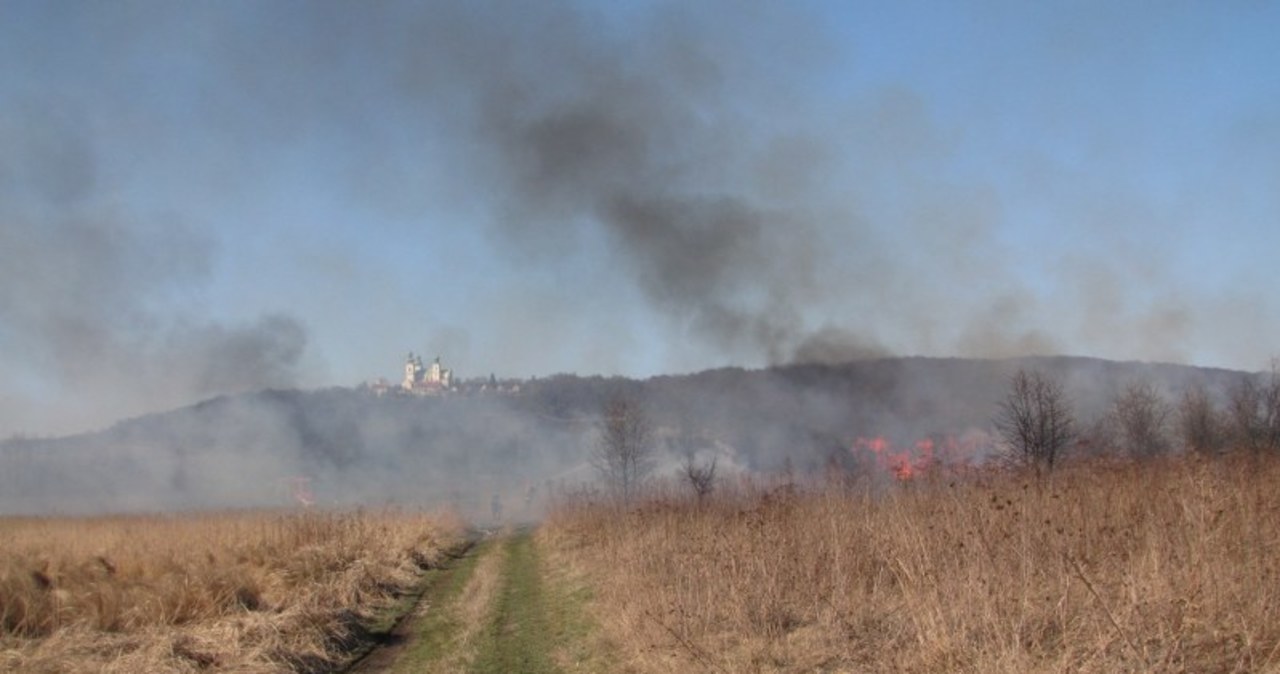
<box><xmin>387</xmin><ymin>538</ymin><xmax>493</xmax><ymax>673</ymax></box>
<box><xmin>470</xmin><ymin>531</ymin><xmax>562</xmax><ymax>674</ymax></box>
<box><xmin>377</xmin><ymin>529</ymin><xmax>612</xmax><ymax>674</ymax></box>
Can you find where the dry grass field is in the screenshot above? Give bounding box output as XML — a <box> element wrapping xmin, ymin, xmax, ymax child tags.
<box><xmin>0</xmin><ymin>509</ymin><xmax>464</xmax><ymax>673</ymax></box>
<box><xmin>543</xmin><ymin>454</ymin><xmax>1280</xmax><ymax>673</ymax></box>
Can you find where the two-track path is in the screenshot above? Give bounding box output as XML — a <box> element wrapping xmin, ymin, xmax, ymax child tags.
<box><xmin>348</xmin><ymin>528</ymin><xmax>612</xmax><ymax>674</ymax></box>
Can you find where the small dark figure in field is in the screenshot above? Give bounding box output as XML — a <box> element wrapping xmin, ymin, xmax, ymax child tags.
<box><xmin>491</xmin><ymin>493</ymin><xmax>503</xmax><ymax>521</ymax></box>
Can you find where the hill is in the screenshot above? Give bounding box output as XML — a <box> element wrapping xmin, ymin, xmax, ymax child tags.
<box><xmin>0</xmin><ymin>356</ymin><xmax>1250</xmax><ymax>514</ymax></box>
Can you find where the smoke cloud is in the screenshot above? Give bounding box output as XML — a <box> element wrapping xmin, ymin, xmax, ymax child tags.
<box><xmin>184</xmin><ymin>1</ymin><xmax>984</xmax><ymax>368</ymax></box>
<box><xmin>0</xmin><ymin>101</ymin><xmax>307</xmax><ymax>436</ymax></box>
<box><xmin>360</xmin><ymin>1</ymin><xmax>1260</xmax><ymax>371</ymax></box>
<box><xmin>2</xmin><ymin>0</ymin><xmax>1276</xmax><ymax>442</ymax></box>
<box><xmin>413</xmin><ymin>3</ymin><xmax>873</xmax><ymax>364</ymax></box>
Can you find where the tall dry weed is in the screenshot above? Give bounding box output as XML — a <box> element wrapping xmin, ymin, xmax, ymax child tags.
<box><xmin>0</xmin><ymin>509</ymin><xmax>464</xmax><ymax>673</ymax></box>
<box><xmin>544</xmin><ymin>455</ymin><xmax>1280</xmax><ymax>673</ymax></box>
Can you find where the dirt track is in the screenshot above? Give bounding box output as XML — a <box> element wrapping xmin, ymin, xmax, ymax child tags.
<box><xmin>349</xmin><ymin>529</ymin><xmax>610</xmax><ymax>674</ymax></box>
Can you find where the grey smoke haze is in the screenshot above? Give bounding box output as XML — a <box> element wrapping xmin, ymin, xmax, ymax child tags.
<box><xmin>0</xmin><ymin>103</ymin><xmax>307</xmax><ymax>435</ymax></box>
<box><xmin>0</xmin><ymin>388</ymin><xmax>596</xmax><ymax>516</ymax></box>
<box><xmin>307</xmin><ymin>1</ymin><xmax>1276</xmax><ymax>370</ymax></box>
<box><xmin>2</xmin><ymin>1</ymin><xmax>1278</xmax><ymax>439</ymax></box>
<box><xmin>410</xmin><ymin>4</ymin><xmax>927</xmax><ymax>365</ymax></box>
<box><xmin>0</xmin><ymin>356</ymin><xmax>1255</xmax><ymax>515</ymax></box>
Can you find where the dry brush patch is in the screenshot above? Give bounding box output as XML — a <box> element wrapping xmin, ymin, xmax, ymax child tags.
<box><xmin>543</xmin><ymin>455</ymin><xmax>1280</xmax><ymax>673</ymax></box>
<box><xmin>0</xmin><ymin>509</ymin><xmax>464</xmax><ymax>673</ymax></box>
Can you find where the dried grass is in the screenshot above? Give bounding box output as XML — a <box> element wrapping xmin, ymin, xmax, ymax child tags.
<box><xmin>0</xmin><ymin>509</ymin><xmax>464</xmax><ymax>673</ymax></box>
<box><xmin>544</xmin><ymin>454</ymin><xmax>1280</xmax><ymax>673</ymax></box>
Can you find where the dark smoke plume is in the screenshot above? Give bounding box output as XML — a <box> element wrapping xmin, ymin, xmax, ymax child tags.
<box><xmin>373</xmin><ymin>2</ymin><xmax>879</xmax><ymax>365</ymax></box>
<box><xmin>4</xmin><ymin>0</ymin><xmax>1268</xmax><ymax>437</ymax></box>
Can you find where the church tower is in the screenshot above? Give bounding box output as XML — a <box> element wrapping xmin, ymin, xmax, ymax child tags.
<box><xmin>403</xmin><ymin>352</ymin><xmax>423</xmax><ymax>390</ymax></box>
<box><xmin>427</xmin><ymin>356</ymin><xmax>442</xmax><ymax>385</ymax></box>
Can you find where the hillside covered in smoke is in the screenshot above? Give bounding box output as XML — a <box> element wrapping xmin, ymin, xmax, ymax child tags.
<box><xmin>0</xmin><ymin>356</ymin><xmax>1252</xmax><ymax>515</ymax></box>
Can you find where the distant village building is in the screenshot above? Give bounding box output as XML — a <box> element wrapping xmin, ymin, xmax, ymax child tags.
<box><xmin>365</xmin><ymin>377</ymin><xmax>394</xmax><ymax>396</ymax></box>
<box><xmin>402</xmin><ymin>352</ymin><xmax>452</xmax><ymax>394</ymax></box>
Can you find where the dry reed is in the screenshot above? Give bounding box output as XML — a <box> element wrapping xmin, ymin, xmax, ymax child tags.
<box><xmin>0</xmin><ymin>508</ymin><xmax>464</xmax><ymax>673</ymax></box>
<box><xmin>543</xmin><ymin>454</ymin><xmax>1280</xmax><ymax>673</ymax></box>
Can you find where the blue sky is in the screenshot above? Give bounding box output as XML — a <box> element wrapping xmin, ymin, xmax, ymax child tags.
<box><xmin>2</xmin><ymin>1</ymin><xmax>1278</xmax><ymax>435</ymax></box>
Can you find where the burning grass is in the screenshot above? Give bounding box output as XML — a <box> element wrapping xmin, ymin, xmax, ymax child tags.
<box><xmin>543</xmin><ymin>454</ymin><xmax>1280</xmax><ymax>673</ymax></box>
<box><xmin>0</xmin><ymin>508</ymin><xmax>465</xmax><ymax>673</ymax></box>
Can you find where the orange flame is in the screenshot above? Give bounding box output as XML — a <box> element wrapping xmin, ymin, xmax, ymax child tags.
<box><xmin>850</xmin><ymin>432</ymin><xmax>991</xmax><ymax>482</ymax></box>
<box><xmin>282</xmin><ymin>476</ymin><xmax>314</xmax><ymax>507</ymax></box>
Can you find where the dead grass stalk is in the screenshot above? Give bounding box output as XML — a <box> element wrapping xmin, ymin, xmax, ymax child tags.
<box><xmin>0</xmin><ymin>508</ymin><xmax>464</xmax><ymax>673</ymax></box>
<box><xmin>544</xmin><ymin>454</ymin><xmax>1280</xmax><ymax>673</ymax></box>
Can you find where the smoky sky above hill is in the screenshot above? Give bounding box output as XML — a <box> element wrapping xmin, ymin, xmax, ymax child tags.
<box><xmin>2</xmin><ymin>1</ymin><xmax>1279</xmax><ymax>436</ymax></box>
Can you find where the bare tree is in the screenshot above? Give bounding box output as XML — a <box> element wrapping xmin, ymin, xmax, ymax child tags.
<box><xmin>1177</xmin><ymin>384</ymin><xmax>1223</xmax><ymax>455</ymax></box>
<box><xmin>682</xmin><ymin>451</ymin><xmax>717</xmax><ymax>502</ymax></box>
<box><xmin>1226</xmin><ymin>362</ymin><xmax>1280</xmax><ymax>455</ymax></box>
<box><xmin>995</xmin><ymin>369</ymin><xmax>1077</xmax><ymax>473</ymax></box>
<box><xmin>1110</xmin><ymin>381</ymin><xmax>1172</xmax><ymax>459</ymax></box>
<box><xmin>591</xmin><ymin>396</ymin><xmax>654</xmax><ymax>502</ymax></box>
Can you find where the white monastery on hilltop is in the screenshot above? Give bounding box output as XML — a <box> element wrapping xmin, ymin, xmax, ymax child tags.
<box><xmin>402</xmin><ymin>352</ymin><xmax>452</xmax><ymax>393</ymax></box>
<box><xmin>363</xmin><ymin>351</ymin><xmax>519</xmax><ymax>396</ymax></box>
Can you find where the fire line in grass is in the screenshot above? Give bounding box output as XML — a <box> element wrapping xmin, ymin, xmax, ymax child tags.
<box><xmin>850</xmin><ymin>431</ymin><xmax>995</xmax><ymax>481</ymax></box>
